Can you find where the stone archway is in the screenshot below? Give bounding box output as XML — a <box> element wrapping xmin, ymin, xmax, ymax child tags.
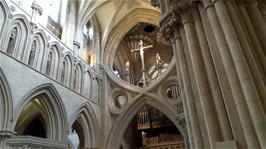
<box><xmin>0</xmin><ymin>68</ymin><xmax>13</xmax><ymax>130</ymax></box>
<box><xmin>69</xmin><ymin>102</ymin><xmax>100</xmax><ymax>149</ymax></box>
<box><xmin>103</xmin><ymin>8</ymin><xmax>161</xmax><ymax>91</ymax></box>
<box><xmin>13</xmin><ymin>83</ymin><xmax>68</xmax><ymax>142</ymax></box>
<box><xmin>106</xmin><ymin>97</ymin><xmax>187</xmax><ymax>148</ymax></box>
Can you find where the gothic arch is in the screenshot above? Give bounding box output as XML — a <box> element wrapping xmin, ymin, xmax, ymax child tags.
<box><xmin>69</xmin><ymin>102</ymin><xmax>100</xmax><ymax>148</ymax></box>
<box><xmin>73</xmin><ymin>62</ymin><xmax>84</xmax><ymax>93</ymax></box>
<box><xmin>103</xmin><ymin>8</ymin><xmax>160</xmax><ymax>65</ymax></box>
<box><xmin>60</xmin><ymin>53</ymin><xmax>74</xmax><ymax>87</ymax></box>
<box><xmin>25</xmin><ymin>30</ymin><xmax>47</xmax><ymax>70</ymax></box>
<box><xmin>83</xmin><ymin>69</ymin><xmax>92</xmax><ymax>98</ymax></box>
<box><xmin>43</xmin><ymin>42</ymin><xmax>62</xmax><ymax>79</ymax></box>
<box><xmin>106</xmin><ymin>97</ymin><xmax>186</xmax><ymax>148</ymax></box>
<box><xmin>79</xmin><ymin>14</ymin><xmax>101</xmax><ymax>67</ymax></box>
<box><xmin>91</xmin><ymin>76</ymin><xmax>99</xmax><ymax>103</ymax></box>
<box><xmin>103</xmin><ymin>8</ymin><xmax>160</xmax><ymax>91</ymax></box>
<box><xmin>13</xmin><ymin>83</ymin><xmax>68</xmax><ymax>142</ymax></box>
<box><xmin>0</xmin><ymin>0</ymin><xmax>11</xmax><ymax>49</ymax></box>
<box><xmin>3</xmin><ymin>14</ymin><xmax>31</xmax><ymax>60</ymax></box>
<box><xmin>0</xmin><ymin>68</ymin><xmax>13</xmax><ymax>130</ymax></box>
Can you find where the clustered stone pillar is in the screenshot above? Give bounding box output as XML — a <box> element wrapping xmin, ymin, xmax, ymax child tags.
<box><xmin>159</xmin><ymin>0</ymin><xmax>266</xmax><ymax>148</ymax></box>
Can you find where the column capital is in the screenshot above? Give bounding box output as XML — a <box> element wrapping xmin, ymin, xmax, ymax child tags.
<box><xmin>171</xmin><ymin>0</ymin><xmax>191</xmax><ymax>13</ymax></box>
<box><xmin>160</xmin><ymin>10</ymin><xmax>182</xmax><ymax>42</ymax></box>
<box><xmin>31</xmin><ymin>3</ymin><xmax>43</xmax><ymax>15</ymax></box>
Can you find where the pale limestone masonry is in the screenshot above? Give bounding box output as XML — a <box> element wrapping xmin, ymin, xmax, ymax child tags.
<box><xmin>0</xmin><ymin>0</ymin><xmax>265</xmax><ymax>148</ymax></box>
<box><xmin>159</xmin><ymin>0</ymin><xmax>266</xmax><ymax>148</ymax></box>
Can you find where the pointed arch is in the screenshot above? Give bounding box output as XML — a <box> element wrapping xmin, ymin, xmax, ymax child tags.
<box><xmin>0</xmin><ymin>68</ymin><xmax>13</xmax><ymax>130</ymax></box>
<box><xmin>25</xmin><ymin>30</ymin><xmax>48</xmax><ymax>70</ymax></box>
<box><xmin>106</xmin><ymin>97</ymin><xmax>186</xmax><ymax>148</ymax></box>
<box><xmin>13</xmin><ymin>83</ymin><xmax>68</xmax><ymax>142</ymax></box>
<box><xmin>44</xmin><ymin>42</ymin><xmax>62</xmax><ymax>79</ymax></box>
<box><xmin>60</xmin><ymin>52</ymin><xmax>74</xmax><ymax>87</ymax></box>
<box><xmin>83</xmin><ymin>69</ymin><xmax>92</xmax><ymax>98</ymax></box>
<box><xmin>69</xmin><ymin>102</ymin><xmax>100</xmax><ymax>148</ymax></box>
<box><xmin>0</xmin><ymin>0</ymin><xmax>11</xmax><ymax>49</ymax></box>
<box><xmin>103</xmin><ymin>8</ymin><xmax>160</xmax><ymax>91</ymax></box>
<box><xmin>73</xmin><ymin>62</ymin><xmax>84</xmax><ymax>93</ymax></box>
<box><xmin>91</xmin><ymin>76</ymin><xmax>99</xmax><ymax>103</ymax></box>
<box><xmin>103</xmin><ymin>8</ymin><xmax>160</xmax><ymax>65</ymax></box>
<box><xmin>80</xmin><ymin>14</ymin><xmax>101</xmax><ymax>67</ymax></box>
<box><xmin>3</xmin><ymin>14</ymin><xmax>31</xmax><ymax>60</ymax></box>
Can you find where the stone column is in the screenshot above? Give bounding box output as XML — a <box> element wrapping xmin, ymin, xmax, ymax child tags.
<box><xmin>73</xmin><ymin>40</ymin><xmax>80</xmax><ymax>60</ymax></box>
<box><xmin>160</xmin><ymin>12</ymin><xmax>205</xmax><ymax>147</ymax></box>
<box><xmin>164</xmin><ymin>0</ymin><xmax>171</xmax><ymax>10</ymax></box>
<box><xmin>173</xmin><ymin>26</ymin><xmax>204</xmax><ymax>149</ymax></box>
<box><xmin>192</xmin><ymin>5</ymin><xmax>233</xmax><ymax>141</ymax></box>
<box><xmin>181</xmin><ymin>10</ymin><xmax>222</xmax><ymax>147</ymax></box>
<box><xmin>245</xmin><ymin>0</ymin><xmax>266</xmax><ymax>53</ymax></box>
<box><xmin>236</xmin><ymin>2</ymin><xmax>266</xmax><ymax>81</ymax></box>
<box><xmin>171</xmin><ymin>29</ymin><xmax>195</xmax><ymax>149</ymax></box>
<box><xmin>30</xmin><ymin>1</ymin><xmax>43</xmax><ymax>24</ymax></box>
<box><xmin>225</xmin><ymin>0</ymin><xmax>266</xmax><ymax>114</ymax></box>
<box><xmin>160</xmin><ymin>0</ymin><xmax>167</xmax><ymax>14</ymax></box>
<box><xmin>213</xmin><ymin>0</ymin><xmax>266</xmax><ymax>147</ymax></box>
<box><xmin>197</xmin><ymin>3</ymin><xmax>247</xmax><ymax>148</ymax></box>
<box><xmin>201</xmin><ymin>0</ymin><xmax>263</xmax><ymax>147</ymax></box>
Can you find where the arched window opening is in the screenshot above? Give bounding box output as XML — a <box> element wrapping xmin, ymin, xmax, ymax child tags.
<box><xmin>28</xmin><ymin>40</ymin><xmax>37</xmax><ymax>66</ymax></box>
<box><xmin>45</xmin><ymin>52</ymin><xmax>53</xmax><ymax>76</ymax></box>
<box><xmin>22</xmin><ymin>115</ymin><xmax>46</xmax><ymax>138</ymax></box>
<box><xmin>61</xmin><ymin>61</ymin><xmax>66</xmax><ymax>84</ymax></box>
<box><xmin>83</xmin><ymin>72</ymin><xmax>91</xmax><ymax>98</ymax></box>
<box><xmin>82</xmin><ymin>20</ymin><xmax>95</xmax><ymax>65</ymax></box>
<box><xmin>73</xmin><ymin>68</ymin><xmax>77</xmax><ymax>91</ymax></box>
<box><xmin>166</xmin><ymin>84</ymin><xmax>180</xmax><ymax>99</ymax></box>
<box><xmin>6</xmin><ymin>27</ymin><xmax>18</xmax><ymax>55</ymax></box>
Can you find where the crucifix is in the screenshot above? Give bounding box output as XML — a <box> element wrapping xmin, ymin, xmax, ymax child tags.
<box><xmin>131</xmin><ymin>40</ymin><xmax>153</xmax><ymax>87</ymax></box>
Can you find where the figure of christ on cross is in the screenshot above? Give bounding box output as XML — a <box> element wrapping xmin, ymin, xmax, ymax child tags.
<box><xmin>131</xmin><ymin>40</ymin><xmax>153</xmax><ymax>87</ymax></box>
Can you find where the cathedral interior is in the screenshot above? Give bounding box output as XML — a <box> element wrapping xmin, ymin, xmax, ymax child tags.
<box><xmin>0</xmin><ymin>0</ymin><xmax>265</xmax><ymax>148</ymax></box>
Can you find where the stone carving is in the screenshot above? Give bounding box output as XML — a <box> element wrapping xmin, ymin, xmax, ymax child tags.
<box><xmin>171</xmin><ymin>0</ymin><xmax>191</xmax><ymax>13</ymax></box>
<box><xmin>150</xmin><ymin>0</ymin><xmax>160</xmax><ymax>7</ymax></box>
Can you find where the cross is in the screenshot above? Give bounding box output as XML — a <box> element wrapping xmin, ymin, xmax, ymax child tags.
<box><xmin>131</xmin><ymin>40</ymin><xmax>153</xmax><ymax>87</ymax></box>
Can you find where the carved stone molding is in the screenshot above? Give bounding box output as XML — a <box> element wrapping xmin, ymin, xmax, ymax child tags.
<box><xmin>6</xmin><ymin>135</ymin><xmax>67</xmax><ymax>149</ymax></box>
<box><xmin>160</xmin><ymin>11</ymin><xmax>181</xmax><ymax>42</ymax></box>
<box><xmin>31</xmin><ymin>3</ymin><xmax>43</xmax><ymax>15</ymax></box>
<box><xmin>0</xmin><ymin>130</ymin><xmax>15</xmax><ymax>140</ymax></box>
<box><xmin>171</xmin><ymin>0</ymin><xmax>191</xmax><ymax>13</ymax></box>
